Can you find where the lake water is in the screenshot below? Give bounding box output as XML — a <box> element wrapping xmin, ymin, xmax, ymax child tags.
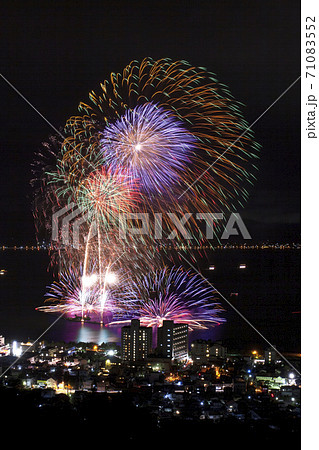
<box><xmin>0</xmin><ymin>248</ymin><xmax>300</xmax><ymax>352</ymax></box>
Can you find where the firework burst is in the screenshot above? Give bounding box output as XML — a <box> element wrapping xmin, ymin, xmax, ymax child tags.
<box><xmin>75</xmin><ymin>58</ymin><xmax>260</xmax><ymax>211</ymax></box>
<box><xmin>101</xmin><ymin>102</ymin><xmax>196</xmax><ymax>194</ymax></box>
<box><xmin>75</xmin><ymin>166</ymin><xmax>140</xmax><ymax>227</ymax></box>
<box><xmin>37</xmin><ymin>265</ymin><xmax>138</xmax><ymax>324</ymax></box>
<box><xmin>33</xmin><ymin>57</ymin><xmax>259</xmax><ymax>325</ymax></box>
<box><xmin>56</xmin><ymin>57</ymin><xmax>260</xmax><ymax>248</ymax></box>
<box><xmin>113</xmin><ymin>266</ymin><xmax>225</xmax><ymax>330</ymax></box>
<box><xmin>33</xmin><ymin>58</ymin><xmax>260</xmax><ymax>249</ymax></box>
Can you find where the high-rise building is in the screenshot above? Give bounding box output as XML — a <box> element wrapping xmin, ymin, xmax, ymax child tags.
<box><xmin>157</xmin><ymin>320</ymin><xmax>174</xmax><ymax>359</ymax></box>
<box><xmin>190</xmin><ymin>339</ymin><xmax>211</xmax><ymax>363</ymax></box>
<box><xmin>264</xmin><ymin>346</ymin><xmax>279</xmax><ymax>364</ymax></box>
<box><xmin>210</xmin><ymin>341</ymin><xmax>227</xmax><ymax>359</ymax></box>
<box><xmin>121</xmin><ymin>319</ymin><xmax>152</xmax><ymax>361</ymax></box>
<box><xmin>190</xmin><ymin>339</ymin><xmax>227</xmax><ymax>363</ymax></box>
<box><xmin>157</xmin><ymin>320</ymin><xmax>188</xmax><ymax>361</ymax></box>
<box><xmin>173</xmin><ymin>323</ymin><xmax>189</xmax><ymax>360</ymax></box>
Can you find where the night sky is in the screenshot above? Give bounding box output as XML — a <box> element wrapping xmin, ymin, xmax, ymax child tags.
<box><xmin>0</xmin><ymin>0</ymin><xmax>300</xmax><ymax>244</ymax></box>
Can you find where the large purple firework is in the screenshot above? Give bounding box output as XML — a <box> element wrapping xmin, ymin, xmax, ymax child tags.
<box><xmin>101</xmin><ymin>102</ymin><xmax>196</xmax><ymax>195</ymax></box>
<box><xmin>118</xmin><ymin>266</ymin><xmax>225</xmax><ymax>330</ymax></box>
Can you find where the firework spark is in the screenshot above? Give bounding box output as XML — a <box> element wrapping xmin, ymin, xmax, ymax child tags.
<box><xmin>75</xmin><ymin>166</ymin><xmax>140</xmax><ymax>227</ymax></box>
<box><xmin>109</xmin><ymin>266</ymin><xmax>225</xmax><ymax>330</ymax></box>
<box><xmin>37</xmin><ymin>265</ymin><xmax>138</xmax><ymax>324</ymax></box>
<box><xmin>75</xmin><ymin>58</ymin><xmax>260</xmax><ymax>216</ymax></box>
<box><xmin>101</xmin><ymin>102</ymin><xmax>195</xmax><ymax>194</ymax></box>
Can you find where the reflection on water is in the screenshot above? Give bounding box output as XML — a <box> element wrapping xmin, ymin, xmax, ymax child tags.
<box><xmin>44</xmin><ymin>317</ymin><xmax>223</xmax><ymax>346</ymax></box>
<box><xmin>44</xmin><ymin>318</ymin><xmax>121</xmax><ymax>344</ymax></box>
<box><xmin>76</xmin><ymin>323</ymin><xmax>120</xmax><ymax>344</ymax></box>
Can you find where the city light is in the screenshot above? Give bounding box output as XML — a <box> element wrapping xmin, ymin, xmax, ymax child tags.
<box><xmin>12</xmin><ymin>341</ymin><xmax>22</xmax><ymax>357</ymax></box>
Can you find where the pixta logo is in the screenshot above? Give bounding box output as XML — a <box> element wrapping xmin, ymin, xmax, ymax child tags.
<box><xmin>52</xmin><ymin>206</ymin><xmax>251</xmax><ymax>248</ymax></box>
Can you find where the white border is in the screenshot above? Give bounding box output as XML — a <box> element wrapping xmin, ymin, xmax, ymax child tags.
<box><xmin>301</xmin><ymin>0</ymin><xmax>319</xmax><ymax>447</ymax></box>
